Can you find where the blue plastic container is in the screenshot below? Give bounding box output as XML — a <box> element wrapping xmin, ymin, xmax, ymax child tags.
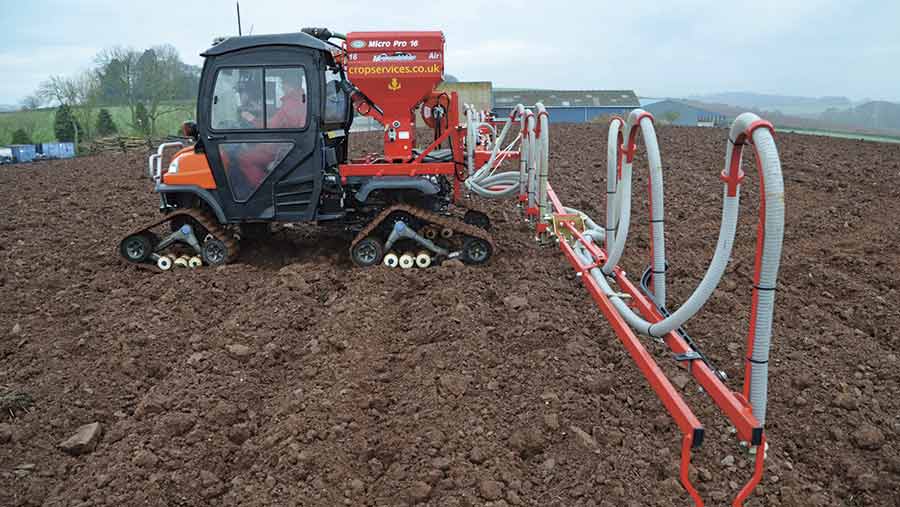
<box><xmin>10</xmin><ymin>144</ymin><xmax>36</xmax><ymax>163</ymax></box>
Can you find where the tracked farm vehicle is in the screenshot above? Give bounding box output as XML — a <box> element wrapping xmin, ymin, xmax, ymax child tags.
<box><xmin>118</xmin><ymin>26</ymin><xmax>788</xmax><ymax>507</ymax></box>
<box><xmin>120</xmin><ymin>28</ymin><xmax>503</xmax><ymax>269</ymax></box>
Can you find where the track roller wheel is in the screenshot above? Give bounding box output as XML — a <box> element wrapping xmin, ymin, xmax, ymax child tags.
<box><xmin>351</xmin><ymin>237</ymin><xmax>384</xmax><ymax>268</ymax></box>
<box><xmin>463</xmin><ymin>210</ymin><xmax>491</xmax><ymax>230</ymax></box>
<box><xmin>119</xmin><ymin>232</ymin><xmax>157</xmax><ymax>263</ymax></box>
<box><xmin>461</xmin><ymin>236</ymin><xmax>493</xmax><ymax>265</ymax></box>
<box><xmin>201</xmin><ymin>238</ymin><xmax>232</xmax><ymax>266</ymax></box>
<box><xmin>415</xmin><ymin>251</ymin><xmax>432</xmax><ymax>268</ymax></box>
<box><xmin>422</xmin><ymin>226</ymin><xmax>438</xmax><ymax>240</ymax></box>
<box><xmin>399</xmin><ymin>253</ymin><xmax>415</xmax><ymax>269</ymax></box>
<box><xmin>383</xmin><ymin>252</ymin><xmax>399</xmax><ymax>268</ymax></box>
<box><xmin>156</xmin><ymin>255</ymin><xmax>173</xmax><ymax>271</ymax></box>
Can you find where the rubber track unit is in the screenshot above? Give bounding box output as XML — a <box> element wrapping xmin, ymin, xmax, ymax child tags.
<box><xmin>350</xmin><ymin>204</ymin><xmax>495</xmax><ymax>254</ymax></box>
<box><xmin>124</xmin><ymin>209</ymin><xmax>240</xmax><ymax>263</ymax></box>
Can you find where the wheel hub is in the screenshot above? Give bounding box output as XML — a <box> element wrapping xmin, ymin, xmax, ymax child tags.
<box><xmin>125</xmin><ymin>239</ymin><xmax>146</xmax><ymax>259</ymax></box>
<box><xmin>204</xmin><ymin>241</ymin><xmax>226</xmax><ymax>264</ymax></box>
<box><xmin>357</xmin><ymin>243</ymin><xmax>378</xmax><ymax>264</ymax></box>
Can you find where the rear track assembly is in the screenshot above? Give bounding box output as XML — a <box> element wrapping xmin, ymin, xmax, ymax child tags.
<box><xmin>349</xmin><ymin>204</ymin><xmax>495</xmax><ymax>267</ymax></box>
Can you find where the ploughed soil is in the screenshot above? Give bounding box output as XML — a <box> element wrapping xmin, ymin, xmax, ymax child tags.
<box><xmin>1</xmin><ymin>124</ymin><xmax>899</xmax><ymax>507</ymax></box>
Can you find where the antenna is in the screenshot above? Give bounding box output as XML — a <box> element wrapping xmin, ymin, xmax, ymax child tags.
<box><xmin>236</xmin><ymin>2</ymin><xmax>242</xmax><ymax>36</ymax></box>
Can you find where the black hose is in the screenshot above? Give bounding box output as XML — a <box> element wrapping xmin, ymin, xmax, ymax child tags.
<box><xmin>639</xmin><ymin>265</ymin><xmax>726</xmax><ymax>381</ymax></box>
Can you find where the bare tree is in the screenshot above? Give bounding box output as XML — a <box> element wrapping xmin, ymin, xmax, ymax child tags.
<box><xmin>36</xmin><ymin>71</ymin><xmax>101</xmax><ymax>141</ymax></box>
<box><xmin>135</xmin><ymin>45</ymin><xmax>186</xmax><ymax>136</ymax></box>
<box><xmin>69</xmin><ymin>70</ymin><xmax>101</xmax><ymax>140</ymax></box>
<box><xmin>94</xmin><ymin>46</ymin><xmax>141</xmax><ymax>127</ymax></box>
<box><xmin>37</xmin><ymin>75</ymin><xmax>77</xmax><ymax>106</ymax></box>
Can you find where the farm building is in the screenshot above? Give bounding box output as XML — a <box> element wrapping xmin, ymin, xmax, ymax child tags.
<box><xmin>642</xmin><ymin>99</ymin><xmax>729</xmax><ymax>127</ymax></box>
<box><xmin>493</xmin><ymin>89</ymin><xmax>639</xmax><ymax>122</ymax></box>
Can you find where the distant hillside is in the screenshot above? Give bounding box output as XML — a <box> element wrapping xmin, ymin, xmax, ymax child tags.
<box><xmin>683</xmin><ymin>97</ymin><xmax>900</xmax><ymax>137</ymax></box>
<box><xmin>0</xmin><ymin>105</ymin><xmax>18</xmax><ymax>113</ymax></box>
<box><xmin>821</xmin><ymin>101</ymin><xmax>900</xmax><ymax>132</ymax></box>
<box><xmin>687</xmin><ymin>92</ymin><xmax>853</xmax><ymax>116</ymax></box>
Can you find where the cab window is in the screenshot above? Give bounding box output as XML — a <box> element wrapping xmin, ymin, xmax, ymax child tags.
<box><xmin>265</xmin><ymin>68</ymin><xmax>307</xmax><ymax>129</ymax></box>
<box><xmin>210</xmin><ymin>66</ymin><xmax>307</xmax><ymax>130</ymax></box>
<box><xmin>324</xmin><ymin>69</ymin><xmax>347</xmax><ymax>124</ymax></box>
<box><xmin>211</xmin><ymin>68</ymin><xmax>263</xmax><ymax>130</ymax></box>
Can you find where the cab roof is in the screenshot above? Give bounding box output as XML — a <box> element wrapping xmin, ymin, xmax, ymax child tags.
<box><xmin>201</xmin><ymin>32</ymin><xmax>334</xmax><ymax>57</ymax></box>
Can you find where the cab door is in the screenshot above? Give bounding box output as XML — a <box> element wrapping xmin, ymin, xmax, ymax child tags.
<box><xmin>199</xmin><ymin>47</ymin><xmax>323</xmax><ymax>222</ymax></box>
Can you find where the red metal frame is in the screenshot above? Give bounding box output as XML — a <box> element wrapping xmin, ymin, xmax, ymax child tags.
<box><xmin>336</xmin><ymin>31</ymin><xmax>474</xmax><ymax>203</ymax></box>
<box><xmin>338</xmin><ymin>88</ymin><xmax>467</xmax><ymax>201</ymax></box>
<box><xmin>547</xmin><ymin>184</ymin><xmax>767</xmax><ymax>507</ymax></box>
<box><xmin>339</xmin><ymin>162</ymin><xmax>456</xmax><ymax>178</ymax></box>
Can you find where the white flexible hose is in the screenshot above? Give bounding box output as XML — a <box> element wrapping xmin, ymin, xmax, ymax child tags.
<box><xmin>563</xmin><ymin>207</ymin><xmax>604</xmax><ymax>236</ymax></box>
<box><xmin>535</xmin><ymin>103</ymin><xmax>551</xmax><ymax>223</ymax></box>
<box><xmin>516</xmin><ymin>105</ymin><xmax>529</xmax><ymax>200</ymax></box>
<box><xmin>602</xmin><ymin>110</ymin><xmax>667</xmax><ymax>306</ymax></box>
<box><xmin>526</xmin><ymin>111</ymin><xmax>537</xmax><ymax>209</ymax></box>
<box><xmin>464</xmin><ymin>104</ymin><xmax>522</xmax><ymax>198</ymax></box>
<box><xmin>583</xmin><ymin>111</ymin><xmax>784</xmax><ymax>425</ymax></box>
<box><xmin>741</xmin><ymin>118</ymin><xmax>784</xmax><ymax>426</ymax></box>
<box><xmin>606</xmin><ymin>117</ymin><xmax>624</xmax><ymax>251</ymax></box>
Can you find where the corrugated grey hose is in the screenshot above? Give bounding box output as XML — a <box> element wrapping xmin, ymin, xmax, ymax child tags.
<box><xmin>605</xmin><ymin>117</ymin><xmax>623</xmax><ymax>252</ymax></box>
<box><xmin>743</xmin><ymin>119</ymin><xmax>784</xmax><ymax>426</ymax></box>
<box><xmin>465</xmin><ymin>105</ymin><xmax>524</xmax><ymax>198</ymax></box>
<box><xmin>604</xmin><ymin>110</ymin><xmax>666</xmax><ymax>306</ymax></box>
<box><xmin>526</xmin><ymin>111</ymin><xmax>537</xmax><ymax>210</ymax></box>
<box><xmin>515</xmin><ymin>105</ymin><xmax>529</xmax><ymax>201</ymax></box>
<box><xmin>575</xmin><ymin>112</ymin><xmax>783</xmax><ymax>425</ymax></box>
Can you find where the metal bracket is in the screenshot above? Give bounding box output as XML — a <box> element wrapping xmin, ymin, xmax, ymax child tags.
<box><xmin>673</xmin><ymin>350</ymin><xmax>703</xmax><ymax>373</ymax></box>
<box><xmin>551</xmin><ymin>213</ymin><xmax>585</xmax><ymax>242</ymax></box>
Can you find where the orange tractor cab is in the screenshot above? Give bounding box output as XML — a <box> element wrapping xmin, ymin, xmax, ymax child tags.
<box><xmin>121</xmin><ymin>28</ymin><xmax>499</xmax><ymax>269</ymax></box>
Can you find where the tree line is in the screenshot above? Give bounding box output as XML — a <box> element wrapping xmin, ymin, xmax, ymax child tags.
<box><xmin>15</xmin><ymin>45</ymin><xmax>200</xmax><ymax>146</ymax></box>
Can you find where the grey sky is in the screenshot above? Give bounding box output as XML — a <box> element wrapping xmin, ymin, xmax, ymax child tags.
<box><xmin>1</xmin><ymin>0</ymin><xmax>897</xmax><ymax>105</ymax></box>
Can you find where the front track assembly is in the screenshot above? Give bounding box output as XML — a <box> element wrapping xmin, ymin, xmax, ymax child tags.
<box><xmin>349</xmin><ymin>204</ymin><xmax>495</xmax><ymax>268</ymax></box>
<box><xmin>119</xmin><ymin>209</ymin><xmax>238</xmax><ymax>270</ymax></box>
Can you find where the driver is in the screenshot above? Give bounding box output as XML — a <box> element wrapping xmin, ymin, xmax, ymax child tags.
<box><xmin>238</xmin><ymin>89</ymin><xmax>263</xmax><ymax>128</ymax></box>
<box><xmin>267</xmin><ymin>77</ymin><xmax>306</xmax><ymax>129</ymax></box>
<box><xmin>235</xmin><ymin>76</ymin><xmax>307</xmax><ymax>196</ymax></box>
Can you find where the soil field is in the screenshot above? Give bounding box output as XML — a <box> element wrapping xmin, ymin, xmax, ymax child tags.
<box><xmin>1</xmin><ymin>124</ymin><xmax>899</xmax><ymax>506</ymax></box>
